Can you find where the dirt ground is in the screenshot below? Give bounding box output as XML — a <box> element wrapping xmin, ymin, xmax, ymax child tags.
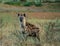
<box><xmin>9</xmin><ymin>12</ymin><xmax>60</xmax><ymax>19</ymax></box>
<box><xmin>0</xmin><ymin>11</ymin><xmax>60</xmax><ymax>20</ymax></box>
<box><xmin>25</xmin><ymin>12</ymin><xmax>60</xmax><ymax>19</ymax></box>
<box><xmin>1</xmin><ymin>12</ymin><xmax>60</xmax><ymax>19</ymax></box>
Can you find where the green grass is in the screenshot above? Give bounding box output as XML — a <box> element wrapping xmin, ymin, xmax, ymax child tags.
<box><xmin>0</xmin><ymin>12</ymin><xmax>60</xmax><ymax>46</ymax></box>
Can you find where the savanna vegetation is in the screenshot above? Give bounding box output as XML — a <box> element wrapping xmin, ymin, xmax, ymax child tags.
<box><xmin>0</xmin><ymin>0</ymin><xmax>60</xmax><ymax>46</ymax></box>
<box><xmin>0</xmin><ymin>12</ymin><xmax>60</xmax><ymax>46</ymax></box>
<box><xmin>0</xmin><ymin>0</ymin><xmax>60</xmax><ymax>7</ymax></box>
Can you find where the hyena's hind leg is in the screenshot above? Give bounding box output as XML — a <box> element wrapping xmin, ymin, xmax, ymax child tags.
<box><xmin>34</xmin><ymin>29</ymin><xmax>40</xmax><ymax>41</ymax></box>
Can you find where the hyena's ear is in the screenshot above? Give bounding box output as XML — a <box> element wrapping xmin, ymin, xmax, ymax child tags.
<box><xmin>23</xmin><ymin>13</ymin><xmax>26</xmax><ymax>17</ymax></box>
<box><xmin>18</xmin><ymin>13</ymin><xmax>20</xmax><ymax>16</ymax></box>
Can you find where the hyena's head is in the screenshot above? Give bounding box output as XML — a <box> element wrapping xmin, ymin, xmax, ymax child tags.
<box><xmin>18</xmin><ymin>13</ymin><xmax>26</xmax><ymax>22</ymax></box>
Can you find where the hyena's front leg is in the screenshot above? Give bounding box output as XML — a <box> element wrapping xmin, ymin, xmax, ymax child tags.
<box><xmin>36</xmin><ymin>32</ymin><xmax>40</xmax><ymax>41</ymax></box>
<box><xmin>24</xmin><ymin>33</ymin><xmax>29</xmax><ymax>41</ymax></box>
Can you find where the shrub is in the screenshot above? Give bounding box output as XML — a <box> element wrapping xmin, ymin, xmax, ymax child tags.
<box><xmin>23</xmin><ymin>2</ymin><xmax>33</xmax><ymax>6</ymax></box>
<box><xmin>0</xmin><ymin>1</ymin><xmax>2</xmax><ymax>3</ymax></box>
<box><xmin>4</xmin><ymin>2</ymin><xmax>21</xmax><ymax>6</ymax></box>
<box><xmin>34</xmin><ymin>3</ymin><xmax>42</xmax><ymax>7</ymax></box>
<box><xmin>4</xmin><ymin>2</ymin><xmax>13</xmax><ymax>5</ymax></box>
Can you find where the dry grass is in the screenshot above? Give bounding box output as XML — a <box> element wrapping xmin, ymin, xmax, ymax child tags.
<box><xmin>0</xmin><ymin>12</ymin><xmax>60</xmax><ymax>46</ymax></box>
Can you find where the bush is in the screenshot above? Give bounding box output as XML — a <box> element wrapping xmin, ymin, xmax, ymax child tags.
<box><xmin>34</xmin><ymin>3</ymin><xmax>42</xmax><ymax>7</ymax></box>
<box><xmin>4</xmin><ymin>2</ymin><xmax>21</xmax><ymax>6</ymax></box>
<box><xmin>23</xmin><ymin>2</ymin><xmax>33</xmax><ymax>6</ymax></box>
<box><xmin>0</xmin><ymin>1</ymin><xmax>2</xmax><ymax>3</ymax></box>
<box><xmin>4</xmin><ymin>1</ymin><xmax>42</xmax><ymax>7</ymax></box>
<box><xmin>5</xmin><ymin>2</ymin><xmax>12</xmax><ymax>4</ymax></box>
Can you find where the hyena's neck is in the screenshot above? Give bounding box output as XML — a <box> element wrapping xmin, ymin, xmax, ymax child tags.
<box><xmin>23</xmin><ymin>17</ymin><xmax>26</xmax><ymax>30</ymax></box>
<box><xmin>23</xmin><ymin>17</ymin><xmax>26</xmax><ymax>25</ymax></box>
<box><xmin>22</xmin><ymin>17</ymin><xmax>26</xmax><ymax>30</ymax></box>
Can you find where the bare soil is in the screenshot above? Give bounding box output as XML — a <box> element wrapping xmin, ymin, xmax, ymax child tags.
<box><xmin>21</xmin><ymin>12</ymin><xmax>60</xmax><ymax>19</ymax></box>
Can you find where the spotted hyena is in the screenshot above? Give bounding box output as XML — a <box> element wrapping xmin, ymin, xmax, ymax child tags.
<box><xmin>18</xmin><ymin>13</ymin><xmax>40</xmax><ymax>41</ymax></box>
